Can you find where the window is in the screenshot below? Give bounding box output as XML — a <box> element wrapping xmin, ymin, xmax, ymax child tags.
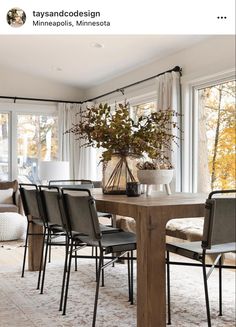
<box><xmin>0</xmin><ymin>102</ymin><xmax>58</xmax><ymax>182</ymax></box>
<box><xmin>0</xmin><ymin>113</ymin><xmax>9</xmax><ymax>180</ymax></box>
<box><xmin>130</xmin><ymin>101</ymin><xmax>157</xmax><ymax>120</ymax></box>
<box><xmin>130</xmin><ymin>100</ymin><xmax>157</xmax><ymax>159</ymax></box>
<box><xmin>195</xmin><ymin>79</ymin><xmax>236</xmax><ymax>191</ymax></box>
<box><xmin>17</xmin><ymin>114</ymin><xmax>59</xmax><ymax>183</ymax></box>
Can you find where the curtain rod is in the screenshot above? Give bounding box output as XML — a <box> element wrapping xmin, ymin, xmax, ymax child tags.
<box><xmin>0</xmin><ymin>66</ymin><xmax>182</xmax><ymax>105</ymax></box>
<box><xmin>84</xmin><ymin>65</ymin><xmax>182</xmax><ymax>103</ymax></box>
<box><xmin>0</xmin><ymin>95</ymin><xmax>82</xmax><ymax>104</ymax></box>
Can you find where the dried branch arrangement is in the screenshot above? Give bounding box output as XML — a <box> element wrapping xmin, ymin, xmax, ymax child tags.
<box><xmin>67</xmin><ymin>102</ymin><xmax>181</xmax><ymax>165</ymax></box>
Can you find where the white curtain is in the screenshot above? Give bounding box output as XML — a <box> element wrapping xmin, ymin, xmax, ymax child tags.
<box><xmin>57</xmin><ymin>102</ymin><xmax>97</xmax><ymax>180</ymax></box>
<box><xmin>156</xmin><ymin>71</ymin><xmax>181</xmax><ymax>191</ymax></box>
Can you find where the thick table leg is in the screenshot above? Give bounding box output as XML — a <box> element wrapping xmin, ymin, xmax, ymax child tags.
<box><xmin>136</xmin><ymin>207</ymin><xmax>168</xmax><ymax>327</ymax></box>
<box><xmin>28</xmin><ymin>224</ymin><xmax>44</xmax><ymax>271</ymax></box>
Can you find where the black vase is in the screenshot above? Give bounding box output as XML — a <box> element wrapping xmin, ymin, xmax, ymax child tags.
<box><xmin>126</xmin><ymin>182</ymin><xmax>141</xmax><ymax>197</ymax></box>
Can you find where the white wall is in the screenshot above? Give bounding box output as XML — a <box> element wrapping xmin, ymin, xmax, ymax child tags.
<box><xmin>1</xmin><ymin>36</ymin><xmax>234</xmax><ymax>103</ymax></box>
<box><xmin>0</xmin><ymin>65</ymin><xmax>85</xmax><ymax>102</ymax></box>
<box><xmin>84</xmin><ymin>36</ymin><xmax>235</xmax><ymax>101</ymax></box>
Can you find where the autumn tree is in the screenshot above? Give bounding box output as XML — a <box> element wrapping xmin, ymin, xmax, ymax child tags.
<box><xmin>202</xmin><ymin>81</ymin><xmax>236</xmax><ymax>190</ymax></box>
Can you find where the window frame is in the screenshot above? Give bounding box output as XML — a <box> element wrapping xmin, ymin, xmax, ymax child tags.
<box><xmin>0</xmin><ymin>111</ymin><xmax>10</xmax><ymax>180</ymax></box>
<box><xmin>182</xmin><ymin>70</ymin><xmax>235</xmax><ymax>192</ymax></box>
<box><xmin>0</xmin><ymin>101</ymin><xmax>57</xmax><ymax>180</ymax></box>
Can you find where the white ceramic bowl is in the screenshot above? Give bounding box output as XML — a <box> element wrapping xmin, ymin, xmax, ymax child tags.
<box><xmin>137</xmin><ymin>169</ymin><xmax>174</xmax><ymax>185</ymax></box>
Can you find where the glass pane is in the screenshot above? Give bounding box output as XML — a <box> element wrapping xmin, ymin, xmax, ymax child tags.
<box><xmin>0</xmin><ymin>114</ymin><xmax>9</xmax><ymax>180</ymax></box>
<box><xmin>17</xmin><ymin>114</ymin><xmax>58</xmax><ymax>183</ymax></box>
<box><xmin>135</xmin><ymin>101</ymin><xmax>157</xmax><ymax>116</ymax></box>
<box><xmin>131</xmin><ymin>101</ymin><xmax>157</xmax><ymax>121</ymax></box>
<box><xmin>198</xmin><ymin>80</ymin><xmax>236</xmax><ymax>191</ymax></box>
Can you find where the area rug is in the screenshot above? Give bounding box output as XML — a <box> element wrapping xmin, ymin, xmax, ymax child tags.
<box><xmin>0</xmin><ymin>258</ymin><xmax>235</xmax><ymax>327</ymax></box>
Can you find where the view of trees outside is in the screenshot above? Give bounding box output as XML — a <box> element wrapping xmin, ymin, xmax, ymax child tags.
<box><xmin>0</xmin><ymin>114</ymin><xmax>9</xmax><ymax>180</ymax></box>
<box><xmin>199</xmin><ymin>80</ymin><xmax>236</xmax><ymax>190</ymax></box>
<box><xmin>17</xmin><ymin>114</ymin><xmax>59</xmax><ymax>183</ymax></box>
<box><xmin>131</xmin><ymin>101</ymin><xmax>156</xmax><ymax>121</ymax></box>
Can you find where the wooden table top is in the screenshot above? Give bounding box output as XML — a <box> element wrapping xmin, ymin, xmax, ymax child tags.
<box><xmin>94</xmin><ymin>192</ymin><xmax>207</xmax><ymax>206</ymax></box>
<box><xmin>93</xmin><ymin>191</ymin><xmax>207</xmax><ymax>218</ymax></box>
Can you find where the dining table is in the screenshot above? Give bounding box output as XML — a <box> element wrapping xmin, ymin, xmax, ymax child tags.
<box><xmin>94</xmin><ymin>192</ymin><xmax>206</xmax><ymax>327</ymax></box>
<box><xmin>28</xmin><ymin>191</ymin><xmax>206</xmax><ymax>327</ymax></box>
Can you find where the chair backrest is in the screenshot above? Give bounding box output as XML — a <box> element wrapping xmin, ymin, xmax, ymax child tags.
<box><xmin>39</xmin><ymin>186</ymin><xmax>65</xmax><ymax>228</ymax></box>
<box><xmin>61</xmin><ymin>188</ymin><xmax>101</xmax><ymax>241</ymax></box>
<box><xmin>91</xmin><ymin>181</ymin><xmax>102</xmax><ymax>188</ymax></box>
<box><xmin>202</xmin><ymin>190</ymin><xmax>236</xmax><ymax>249</ymax></box>
<box><xmin>49</xmin><ymin>179</ymin><xmax>94</xmax><ymax>190</ymax></box>
<box><xmin>19</xmin><ymin>183</ymin><xmax>44</xmax><ymax>223</ymax></box>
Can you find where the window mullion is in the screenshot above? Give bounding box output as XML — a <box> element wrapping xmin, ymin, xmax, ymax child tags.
<box><xmin>11</xmin><ymin>111</ymin><xmax>18</xmax><ymax>180</ymax></box>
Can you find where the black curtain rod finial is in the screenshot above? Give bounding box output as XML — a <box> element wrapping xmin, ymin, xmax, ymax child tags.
<box><xmin>172</xmin><ymin>66</ymin><xmax>181</xmax><ymax>72</ymax></box>
<box><xmin>172</xmin><ymin>66</ymin><xmax>182</xmax><ymax>76</ymax></box>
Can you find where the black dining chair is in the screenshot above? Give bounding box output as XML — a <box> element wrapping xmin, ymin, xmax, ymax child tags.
<box><xmin>48</xmin><ymin>180</ymin><xmax>116</xmax><ymax>276</ymax></box>
<box><xmin>60</xmin><ymin>187</ymin><xmax>136</xmax><ymax>326</ymax></box>
<box><xmin>19</xmin><ymin>183</ymin><xmax>66</xmax><ymax>290</ymax></box>
<box><xmin>49</xmin><ymin>179</ymin><xmax>113</xmax><ymax>220</ymax></box>
<box><xmin>166</xmin><ymin>189</ymin><xmax>236</xmax><ymax>326</ymax></box>
<box><xmin>38</xmin><ymin>186</ymin><xmax>122</xmax><ymax>312</ymax></box>
<box><xmin>37</xmin><ymin>185</ymin><xmax>69</xmax><ymax>295</ymax></box>
<box><xmin>19</xmin><ymin>183</ymin><xmax>46</xmax><ymax>287</ymax></box>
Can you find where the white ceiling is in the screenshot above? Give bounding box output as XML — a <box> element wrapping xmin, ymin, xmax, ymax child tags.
<box><xmin>0</xmin><ymin>35</ymin><xmax>208</xmax><ymax>88</ymax></box>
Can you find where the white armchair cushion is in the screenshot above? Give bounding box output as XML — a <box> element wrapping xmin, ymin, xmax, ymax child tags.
<box><xmin>0</xmin><ymin>189</ymin><xmax>14</xmax><ymax>204</ymax></box>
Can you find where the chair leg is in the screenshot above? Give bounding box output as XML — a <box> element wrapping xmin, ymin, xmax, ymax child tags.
<box><xmin>48</xmin><ymin>244</ymin><xmax>52</xmax><ymax>263</ymax></box>
<box><xmin>166</xmin><ymin>251</ymin><xmax>171</xmax><ymax>325</ymax></box>
<box><xmin>95</xmin><ymin>247</ymin><xmax>105</xmax><ymax>286</ymax></box>
<box><xmin>101</xmin><ymin>256</ymin><xmax>105</xmax><ymax>287</ymax></box>
<box><xmin>93</xmin><ymin>250</ymin><xmax>103</xmax><ymax>327</ymax></box>
<box><xmin>36</xmin><ymin>228</ymin><xmax>46</xmax><ymax>290</ymax></box>
<box><xmin>127</xmin><ymin>252</ymin><xmax>131</xmax><ymax>302</ymax></box>
<box><xmin>47</xmin><ymin>229</ymin><xmax>52</xmax><ymax>263</ymax></box>
<box><xmin>62</xmin><ymin>240</ymin><xmax>74</xmax><ymax>315</ymax></box>
<box><xmin>59</xmin><ymin>236</ymin><xmax>70</xmax><ymax>311</ymax></box>
<box><xmin>74</xmin><ymin>247</ymin><xmax>78</xmax><ymax>272</ymax></box>
<box><xmin>40</xmin><ymin>231</ymin><xmax>50</xmax><ymax>294</ymax></box>
<box><xmin>202</xmin><ymin>255</ymin><xmax>211</xmax><ymax>327</ymax></box>
<box><xmin>21</xmin><ymin>222</ymin><xmax>29</xmax><ymax>278</ymax></box>
<box><xmin>95</xmin><ymin>247</ymin><xmax>98</xmax><ymax>282</ymax></box>
<box><xmin>219</xmin><ymin>255</ymin><xmax>222</xmax><ymax>316</ymax></box>
<box><xmin>130</xmin><ymin>250</ymin><xmax>134</xmax><ymax>305</ymax></box>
